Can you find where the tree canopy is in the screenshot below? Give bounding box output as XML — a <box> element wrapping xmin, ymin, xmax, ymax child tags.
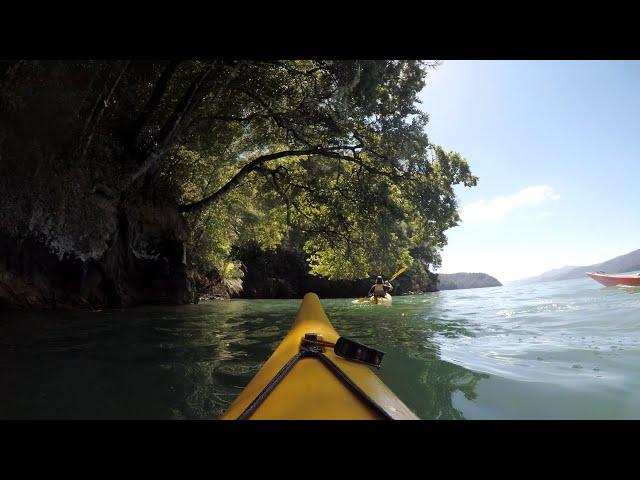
<box><xmin>156</xmin><ymin>60</ymin><xmax>477</xmax><ymax>280</ymax></box>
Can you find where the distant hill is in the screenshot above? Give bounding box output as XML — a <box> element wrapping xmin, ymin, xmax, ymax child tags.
<box><xmin>437</xmin><ymin>272</ymin><xmax>502</xmax><ymax>290</ymax></box>
<box><xmin>511</xmin><ymin>248</ymin><xmax>640</xmax><ymax>285</ymax></box>
<box><xmin>510</xmin><ymin>265</ymin><xmax>576</xmax><ymax>285</ymax></box>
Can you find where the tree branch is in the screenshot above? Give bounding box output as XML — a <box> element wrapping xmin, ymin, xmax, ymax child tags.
<box><xmin>237</xmin><ymin>87</ymin><xmax>315</xmax><ymax>148</ymax></box>
<box><xmin>153</xmin><ymin>64</ymin><xmax>215</xmax><ymax>153</ymax></box>
<box><xmin>120</xmin><ymin>61</ymin><xmax>246</xmax><ymax>193</ymax></box>
<box><xmin>77</xmin><ymin>60</ymin><xmax>131</xmax><ymax>162</ymax></box>
<box><xmin>178</xmin><ymin>148</ymin><xmax>321</xmax><ymax>213</ymax></box>
<box><xmin>177</xmin><ymin>146</ymin><xmax>403</xmax><ymax>213</ymax></box>
<box><xmin>126</xmin><ymin>60</ymin><xmax>182</xmax><ymax>151</ymax></box>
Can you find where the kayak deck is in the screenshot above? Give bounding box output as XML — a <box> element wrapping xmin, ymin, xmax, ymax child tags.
<box><xmin>221</xmin><ymin>293</ymin><xmax>417</xmax><ymax>420</ymax></box>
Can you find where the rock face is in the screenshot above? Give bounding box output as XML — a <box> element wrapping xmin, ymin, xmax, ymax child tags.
<box><xmin>0</xmin><ymin>198</ymin><xmax>195</xmax><ymax>309</ymax></box>
<box><xmin>437</xmin><ymin>272</ymin><xmax>502</xmax><ymax>290</ymax></box>
<box><xmin>0</xmin><ymin>137</ymin><xmax>195</xmax><ymax>309</ymax></box>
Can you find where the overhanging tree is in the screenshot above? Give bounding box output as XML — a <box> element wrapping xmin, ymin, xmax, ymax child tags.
<box><xmin>0</xmin><ymin>59</ymin><xmax>477</xmax><ymax>306</ymax></box>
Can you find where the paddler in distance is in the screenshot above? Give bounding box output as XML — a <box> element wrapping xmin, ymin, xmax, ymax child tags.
<box><xmin>368</xmin><ymin>275</ymin><xmax>393</xmax><ymax>298</ymax></box>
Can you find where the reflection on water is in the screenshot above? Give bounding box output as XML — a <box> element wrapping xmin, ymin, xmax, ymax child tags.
<box><xmin>2</xmin><ymin>276</ymin><xmax>640</xmax><ymax>419</ymax></box>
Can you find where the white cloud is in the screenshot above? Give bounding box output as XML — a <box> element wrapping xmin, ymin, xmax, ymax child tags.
<box><xmin>460</xmin><ymin>185</ymin><xmax>560</xmax><ymax>224</ymax></box>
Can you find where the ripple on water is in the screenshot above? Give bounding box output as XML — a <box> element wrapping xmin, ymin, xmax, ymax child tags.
<box><xmin>216</xmin><ymin>361</ymin><xmax>262</xmax><ymax>377</ymax></box>
<box><xmin>248</xmin><ymin>325</ymin><xmax>282</xmax><ymax>339</ymax></box>
<box><xmin>433</xmin><ymin>278</ymin><xmax>640</xmax><ymax>397</ymax></box>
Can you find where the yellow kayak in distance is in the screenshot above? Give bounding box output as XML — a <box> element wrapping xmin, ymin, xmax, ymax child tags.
<box><xmin>221</xmin><ymin>292</ymin><xmax>417</xmax><ymax>420</ymax></box>
<box><xmin>352</xmin><ymin>293</ymin><xmax>393</xmax><ymax>305</ymax></box>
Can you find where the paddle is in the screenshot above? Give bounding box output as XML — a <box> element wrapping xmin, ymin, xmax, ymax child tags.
<box><xmin>388</xmin><ymin>266</ymin><xmax>407</xmax><ymax>282</ymax></box>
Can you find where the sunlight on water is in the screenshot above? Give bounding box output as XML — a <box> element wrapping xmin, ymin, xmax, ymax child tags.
<box><xmin>2</xmin><ymin>277</ymin><xmax>640</xmax><ymax>419</ymax></box>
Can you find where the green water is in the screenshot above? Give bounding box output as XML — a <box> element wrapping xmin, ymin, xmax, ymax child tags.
<box><xmin>2</xmin><ymin>276</ymin><xmax>640</xmax><ymax>419</ymax></box>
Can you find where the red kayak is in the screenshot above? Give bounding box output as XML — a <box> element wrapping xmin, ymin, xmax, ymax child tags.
<box><xmin>586</xmin><ymin>272</ymin><xmax>640</xmax><ymax>287</ymax></box>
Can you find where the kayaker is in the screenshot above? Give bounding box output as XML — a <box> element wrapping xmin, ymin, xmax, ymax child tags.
<box><xmin>368</xmin><ymin>276</ymin><xmax>393</xmax><ymax>298</ymax></box>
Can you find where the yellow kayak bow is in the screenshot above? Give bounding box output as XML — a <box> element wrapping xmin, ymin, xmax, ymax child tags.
<box><xmin>221</xmin><ymin>293</ymin><xmax>418</xmax><ymax>420</ymax></box>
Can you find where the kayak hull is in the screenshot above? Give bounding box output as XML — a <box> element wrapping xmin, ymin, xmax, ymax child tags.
<box><xmin>353</xmin><ymin>293</ymin><xmax>393</xmax><ymax>305</ymax></box>
<box><xmin>586</xmin><ymin>272</ymin><xmax>640</xmax><ymax>287</ymax></box>
<box><xmin>221</xmin><ymin>292</ymin><xmax>417</xmax><ymax>420</ymax></box>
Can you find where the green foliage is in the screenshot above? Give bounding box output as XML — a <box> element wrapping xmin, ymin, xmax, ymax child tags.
<box><xmin>165</xmin><ymin>146</ymin><xmax>288</xmax><ymax>273</ymax></box>
<box><xmin>214</xmin><ymin>259</ymin><xmax>245</xmax><ymax>296</ymax></box>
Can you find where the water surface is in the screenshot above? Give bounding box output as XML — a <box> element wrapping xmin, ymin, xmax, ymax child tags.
<box><xmin>2</xmin><ymin>276</ymin><xmax>640</xmax><ymax>419</ymax></box>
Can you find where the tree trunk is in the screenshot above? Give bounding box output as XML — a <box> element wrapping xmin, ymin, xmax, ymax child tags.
<box><xmin>126</xmin><ymin>60</ymin><xmax>182</xmax><ymax>151</ymax></box>
<box><xmin>78</xmin><ymin>61</ymin><xmax>132</xmax><ymax>162</ymax></box>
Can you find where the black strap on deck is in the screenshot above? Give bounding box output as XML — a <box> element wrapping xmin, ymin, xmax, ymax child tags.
<box><xmin>236</xmin><ymin>348</ymin><xmax>394</xmax><ymax>420</ymax></box>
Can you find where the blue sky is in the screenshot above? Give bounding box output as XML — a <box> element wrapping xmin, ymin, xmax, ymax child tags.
<box><xmin>418</xmin><ymin>61</ymin><xmax>640</xmax><ymax>282</ymax></box>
